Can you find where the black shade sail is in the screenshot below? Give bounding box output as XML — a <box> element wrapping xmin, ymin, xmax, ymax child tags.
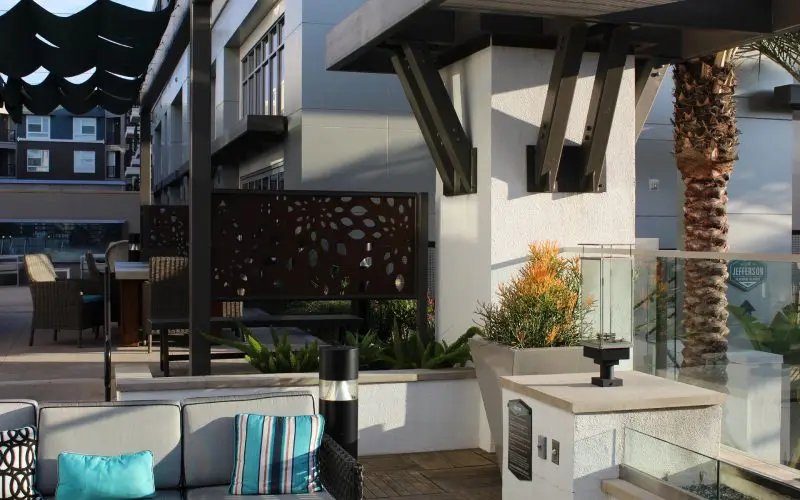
<box><xmin>0</xmin><ymin>0</ymin><xmax>174</xmax><ymax>122</ymax></box>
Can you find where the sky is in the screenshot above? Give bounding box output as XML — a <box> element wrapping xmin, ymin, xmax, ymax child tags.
<box><xmin>0</xmin><ymin>0</ymin><xmax>156</xmax><ymax>84</ymax></box>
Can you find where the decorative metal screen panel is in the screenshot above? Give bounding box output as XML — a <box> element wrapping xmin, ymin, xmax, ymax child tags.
<box><xmin>141</xmin><ymin>205</ymin><xmax>189</xmax><ymax>259</ymax></box>
<box><xmin>211</xmin><ymin>191</ymin><xmax>422</xmax><ymax>300</ymax></box>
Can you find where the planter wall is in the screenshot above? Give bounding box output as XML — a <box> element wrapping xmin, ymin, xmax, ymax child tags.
<box><xmin>114</xmin><ymin>365</ymin><xmax>487</xmax><ymax>456</ymax></box>
<box><xmin>469</xmin><ymin>337</ymin><xmax>601</xmax><ymax>464</ymax></box>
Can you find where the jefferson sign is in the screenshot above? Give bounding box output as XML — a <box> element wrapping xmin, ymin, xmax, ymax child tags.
<box><xmin>727</xmin><ymin>260</ymin><xmax>767</xmax><ymax>292</ymax></box>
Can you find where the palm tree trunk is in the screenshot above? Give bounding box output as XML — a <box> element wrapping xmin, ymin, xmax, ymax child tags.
<box><xmin>673</xmin><ymin>52</ymin><xmax>738</xmax><ymax>388</ymax></box>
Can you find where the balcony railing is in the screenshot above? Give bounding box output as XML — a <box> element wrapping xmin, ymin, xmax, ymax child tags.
<box><xmin>0</xmin><ymin>129</ymin><xmax>16</xmax><ymax>142</ymax></box>
<box><xmin>561</xmin><ymin>245</ymin><xmax>800</xmax><ymax>472</ymax></box>
<box><xmin>0</xmin><ymin>163</ymin><xmax>15</xmax><ymax>177</ymax></box>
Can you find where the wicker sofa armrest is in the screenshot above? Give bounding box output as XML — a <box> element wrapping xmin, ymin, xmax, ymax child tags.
<box><xmin>320</xmin><ymin>435</ymin><xmax>363</xmax><ymax>500</ymax></box>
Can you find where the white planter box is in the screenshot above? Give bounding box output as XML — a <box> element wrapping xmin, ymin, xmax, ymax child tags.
<box><xmin>469</xmin><ymin>337</ymin><xmax>599</xmax><ymax>464</ymax></box>
<box><xmin>114</xmin><ymin>365</ymin><xmax>486</xmax><ymax>456</ymax></box>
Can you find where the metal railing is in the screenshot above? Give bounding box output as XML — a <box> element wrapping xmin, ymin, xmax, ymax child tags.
<box><xmin>0</xmin><ymin>162</ymin><xmax>15</xmax><ymax>177</ymax></box>
<box><xmin>0</xmin><ymin>129</ymin><xmax>16</xmax><ymax>142</ymax></box>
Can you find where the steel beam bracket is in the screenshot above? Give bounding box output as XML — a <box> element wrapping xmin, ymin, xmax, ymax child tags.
<box><xmin>391</xmin><ymin>43</ymin><xmax>477</xmax><ymax>196</ymax></box>
<box><xmin>527</xmin><ymin>23</ymin><xmax>631</xmax><ymax>194</ymax></box>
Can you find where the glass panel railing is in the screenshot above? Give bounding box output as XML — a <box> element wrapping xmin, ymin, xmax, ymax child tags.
<box><xmin>623</xmin><ymin>428</ymin><xmax>721</xmax><ymax>498</ymax></box>
<box><xmin>624</xmin><ymin>428</ymin><xmax>797</xmax><ymax>499</ymax></box>
<box><xmin>0</xmin><ymin>220</ymin><xmax>126</xmax><ymax>263</ymax></box>
<box><xmin>565</xmin><ymin>247</ymin><xmax>800</xmax><ymax>471</ymax></box>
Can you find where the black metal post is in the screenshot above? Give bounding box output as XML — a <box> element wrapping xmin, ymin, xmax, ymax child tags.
<box><xmin>415</xmin><ymin>193</ymin><xmax>430</xmax><ymax>343</ymax></box>
<box><xmin>103</xmin><ymin>265</ymin><xmax>112</xmax><ymax>401</ymax></box>
<box><xmin>188</xmin><ymin>0</ymin><xmax>212</xmax><ymax>376</ymax></box>
<box><xmin>319</xmin><ymin>346</ymin><xmax>359</xmax><ymax>459</ymax></box>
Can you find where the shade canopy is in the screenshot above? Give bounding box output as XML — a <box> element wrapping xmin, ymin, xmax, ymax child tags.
<box><xmin>326</xmin><ymin>0</ymin><xmax>800</xmax><ymax>73</ymax></box>
<box><xmin>0</xmin><ymin>0</ymin><xmax>174</xmax><ymax>122</ymax></box>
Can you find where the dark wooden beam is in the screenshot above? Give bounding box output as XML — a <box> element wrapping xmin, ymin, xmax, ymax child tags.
<box><xmin>189</xmin><ymin>0</ymin><xmax>212</xmax><ymax>376</ymax></box>
<box><xmin>401</xmin><ymin>43</ymin><xmax>476</xmax><ymax>195</ymax></box>
<box><xmin>680</xmin><ymin>29</ymin><xmax>755</xmax><ymax>60</ymax></box>
<box><xmin>391</xmin><ymin>51</ymin><xmax>457</xmax><ymax>194</ymax></box>
<box><xmin>597</xmin><ymin>0</ymin><xmax>772</xmax><ymax>34</ymax></box>
<box><xmin>581</xmin><ymin>25</ymin><xmax>631</xmax><ymax>192</ymax></box>
<box><xmin>773</xmin><ymin>0</ymin><xmax>800</xmax><ymax>33</ymax></box>
<box><xmin>634</xmin><ymin>59</ymin><xmax>667</xmax><ymax>140</ymax></box>
<box><xmin>528</xmin><ymin>22</ymin><xmax>587</xmax><ymax>192</ymax></box>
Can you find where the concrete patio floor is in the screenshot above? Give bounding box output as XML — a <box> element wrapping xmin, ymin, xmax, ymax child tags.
<box><xmin>0</xmin><ymin>286</ymin><xmax>258</xmax><ymax>400</ymax></box>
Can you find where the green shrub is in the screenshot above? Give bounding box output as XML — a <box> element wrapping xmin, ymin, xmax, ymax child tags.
<box><xmin>284</xmin><ymin>300</ymin><xmax>352</xmax><ymax>315</ymax></box>
<box><xmin>476</xmin><ymin>242</ymin><xmax>591</xmax><ymax>349</ymax></box>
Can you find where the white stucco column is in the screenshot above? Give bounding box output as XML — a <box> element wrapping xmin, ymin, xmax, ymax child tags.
<box><xmin>435</xmin><ymin>46</ymin><xmax>637</xmax><ymax>343</ymax></box>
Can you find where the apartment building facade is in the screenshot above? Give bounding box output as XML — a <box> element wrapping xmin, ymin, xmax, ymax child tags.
<box><xmin>146</xmin><ymin>0</ymin><xmax>435</xmax><ymax>230</ymax></box>
<box><xmin>5</xmin><ymin>108</ymin><xmax>126</xmax><ymax>188</ymax></box>
<box><xmin>0</xmin><ymin>107</ymin><xmax>141</xmax><ymax>263</ymax></box>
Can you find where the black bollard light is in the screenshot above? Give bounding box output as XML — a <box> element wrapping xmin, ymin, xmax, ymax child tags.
<box><xmin>128</xmin><ymin>233</ymin><xmax>141</xmax><ymax>262</ymax></box>
<box><xmin>319</xmin><ymin>345</ymin><xmax>359</xmax><ymax>458</ymax></box>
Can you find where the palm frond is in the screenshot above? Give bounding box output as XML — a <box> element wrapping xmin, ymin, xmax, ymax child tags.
<box><xmin>742</xmin><ymin>32</ymin><xmax>800</xmax><ymax>82</ymax></box>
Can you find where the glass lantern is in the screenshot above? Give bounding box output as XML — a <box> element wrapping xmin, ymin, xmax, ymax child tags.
<box><xmin>579</xmin><ymin>244</ymin><xmax>633</xmax><ymax>387</ymax></box>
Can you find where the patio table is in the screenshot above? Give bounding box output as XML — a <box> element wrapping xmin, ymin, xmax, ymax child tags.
<box><xmin>114</xmin><ymin>261</ymin><xmax>148</xmax><ymax>347</ymax></box>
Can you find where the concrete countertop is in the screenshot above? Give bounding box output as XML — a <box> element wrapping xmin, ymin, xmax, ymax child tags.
<box><xmin>500</xmin><ymin>371</ymin><xmax>725</xmax><ymax>414</ymax></box>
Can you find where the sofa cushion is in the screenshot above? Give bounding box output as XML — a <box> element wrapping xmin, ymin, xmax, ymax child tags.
<box><xmin>182</xmin><ymin>392</ymin><xmax>315</xmax><ymax>488</ymax></box>
<box><xmin>36</xmin><ymin>401</ymin><xmax>182</xmax><ymax>496</ymax></box>
<box><xmin>44</xmin><ymin>491</ymin><xmax>182</xmax><ymax>500</ymax></box>
<box><xmin>186</xmin><ymin>486</ymin><xmax>333</xmax><ymax>499</ymax></box>
<box><xmin>0</xmin><ymin>426</ymin><xmax>37</xmax><ymax>499</ymax></box>
<box><xmin>0</xmin><ymin>401</ymin><xmax>37</xmax><ymax>431</ymax></box>
<box><xmin>230</xmin><ymin>414</ymin><xmax>325</xmax><ymax>495</ymax></box>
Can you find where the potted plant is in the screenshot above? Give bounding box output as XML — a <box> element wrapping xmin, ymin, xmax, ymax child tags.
<box><xmin>469</xmin><ymin>241</ymin><xmax>597</xmax><ymax>463</ymax></box>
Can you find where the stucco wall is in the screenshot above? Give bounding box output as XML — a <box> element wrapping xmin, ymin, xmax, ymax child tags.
<box><xmin>501</xmin><ymin>388</ymin><xmax>722</xmax><ymax>500</ymax></box>
<box><xmin>435</xmin><ymin>46</ymin><xmax>637</xmax><ymax>343</ymax></box>
<box><xmin>117</xmin><ymin>377</ymin><xmax>488</xmax><ymax>456</ymax></box>
<box><xmin>0</xmin><ymin>190</ymin><xmax>140</xmax><ymax>231</ymax></box>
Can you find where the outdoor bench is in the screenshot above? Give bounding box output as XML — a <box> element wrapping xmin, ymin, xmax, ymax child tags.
<box><xmin>0</xmin><ymin>392</ymin><xmax>363</xmax><ymax>499</ymax></box>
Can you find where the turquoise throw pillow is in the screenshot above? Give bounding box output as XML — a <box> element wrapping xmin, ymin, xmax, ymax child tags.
<box><xmin>229</xmin><ymin>413</ymin><xmax>325</xmax><ymax>495</ymax></box>
<box><xmin>55</xmin><ymin>451</ymin><xmax>156</xmax><ymax>500</ymax></box>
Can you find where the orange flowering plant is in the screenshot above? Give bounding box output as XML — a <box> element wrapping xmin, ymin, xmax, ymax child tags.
<box><xmin>476</xmin><ymin>241</ymin><xmax>592</xmax><ymax>349</ymax></box>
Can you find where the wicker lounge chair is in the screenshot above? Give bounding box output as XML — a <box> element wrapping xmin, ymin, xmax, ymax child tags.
<box><xmin>25</xmin><ymin>254</ymin><xmax>104</xmax><ymax>347</ymax></box>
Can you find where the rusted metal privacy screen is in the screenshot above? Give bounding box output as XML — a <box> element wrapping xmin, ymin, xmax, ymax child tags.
<box><xmin>211</xmin><ymin>191</ymin><xmax>420</xmax><ymax>300</ymax></box>
<box><xmin>141</xmin><ymin>205</ymin><xmax>189</xmax><ymax>259</ymax></box>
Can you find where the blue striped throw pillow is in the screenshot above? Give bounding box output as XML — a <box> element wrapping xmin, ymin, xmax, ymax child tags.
<box><xmin>229</xmin><ymin>413</ymin><xmax>325</xmax><ymax>495</ymax></box>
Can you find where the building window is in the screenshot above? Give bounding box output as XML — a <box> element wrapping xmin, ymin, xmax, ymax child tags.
<box><xmin>73</xmin><ymin>117</ymin><xmax>97</xmax><ymax>142</ymax></box>
<box><xmin>26</xmin><ymin>116</ymin><xmax>50</xmax><ymax>140</ymax></box>
<box><xmin>27</xmin><ymin>149</ymin><xmax>50</xmax><ymax>172</ymax></box>
<box><xmin>241</xmin><ymin>16</ymin><xmax>285</xmax><ymax>117</ymax></box>
<box><xmin>241</xmin><ymin>161</ymin><xmax>284</xmax><ymax>191</ymax></box>
<box><xmin>73</xmin><ymin>150</ymin><xmax>96</xmax><ymax>174</ymax></box>
<box><xmin>106</xmin><ymin>151</ymin><xmax>118</xmax><ymax>178</ymax></box>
